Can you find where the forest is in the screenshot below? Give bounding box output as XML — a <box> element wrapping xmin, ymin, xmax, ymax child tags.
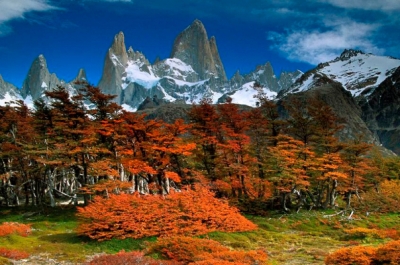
<box><xmin>0</xmin><ymin>83</ymin><xmax>399</xmax><ymax>264</ymax></box>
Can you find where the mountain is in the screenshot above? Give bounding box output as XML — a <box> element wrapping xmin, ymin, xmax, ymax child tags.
<box><xmin>282</xmin><ymin>50</ymin><xmax>400</xmax><ymax>98</ymax></box>
<box><xmin>97</xmin><ymin>20</ymin><xmax>300</xmax><ymax>110</ymax></box>
<box><xmin>170</xmin><ymin>19</ymin><xmax>227</xmax><ymax>82</ymax></box>
<box><xmin>21</xmin><ymin>54</ymin><xmax>63</xmax><ymax>101</ymax></box>
<box><xmin>280</xmin><ymin>49</ymin><xmax>400</xmax><ymax>154</ymax></box>
<box><xmin>279</xmin><ymin>76</ymin><xmax>378</xmax><ymax>144</ymax></box>
<box><xmin>0</xmin><ymin>19</ymin><xmax>300</xmax><ymax>111</ymax></box>
<box><xmin>359</xmin><ymin>66</ymin><xmax>400</xmax><ymax>153</ymax></box>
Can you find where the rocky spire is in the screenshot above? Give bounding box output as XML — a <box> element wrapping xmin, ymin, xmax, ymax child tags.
<box><xmin>244</xmin><ymin>62</ymin><xmax>280</xmax><ymax>92</ymax></box>
<box><xmin>75</xmin><ymin>68</ymin><xmax>87</xmax><ymax>82</ymax></box>
<box><xmin>170</xmin><ymin>19</ymin><xmax>227</xmax><ymax>81</ymax></box>
<box><xmin>98</xmin><ymin>31</ymin><xmax>129</xmax><ymax>104</ymax></box>
<box><xmin>21</xmin><ymin>54</ymin><xmax>61</xmax><ymax>100</ymax></box>
<box><xmin>111</xmin><ymin>31</ymin><xmax>128</xmax><ymax>65</ymax></box>
<box><xmin>209</xmin><ymin>36</ymin><xmax>227</xmax><ymax>81</ymax></box>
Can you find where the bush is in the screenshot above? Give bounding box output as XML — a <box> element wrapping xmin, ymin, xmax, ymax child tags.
<box><xmin>325</xmin><ymin>245</ymin><xmax>376</xmax><ymax>265</ymax></box>
<box><xmin>0</xmin><ymin>222</ymin><xmax>31</xmax><ymax>237</ymax></box>
<box><xmin>325</xmin><ymin>240</ymin><xmax>400</xmax><ymax>265</ymax></box>
<box><xmin>358</xmin><ymin>180</ymin><xmax>400</xmax><ymax>213</ymax></box>
<box><xmin>77</xmin><ymin>186</ymin><xmax>257</xmax><ymax>241</ymax></box>
<box><xmin>344</xmin><ymin>227</ymin><xmax>383</xmax><ymax>240</ymax></box>
<box><xmin>374</xmin><ymin>240</ymin><xmax>400</xmax><ymax>265</ymax></box>
<box><xmin>87</xmin><ymin>251</ymin><xmax>178</xmax><ymax>265</ymax></box>
<box><xmin>147</xmin><ymin>236</ymin><xmax>267</xmax><ymax>264</ymax></box>
<box><xmin>0</xmin><ymin>247</ymin><xmax>30</xmax><ymax>260</ymax></box>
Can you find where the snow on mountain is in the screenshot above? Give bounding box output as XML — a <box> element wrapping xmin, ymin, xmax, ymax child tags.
<box><xmin>286</xmin><ymin>50</ymin><xmax>400</xmax><ymax>98</ymax></box>
<box><xmin>123</xmin><ymin>60</ymin><xmax>159</xmax><ymax>89</ymax></box>
<box><xmin>224</xmin><ymin>81</ymin><xmax>277</xmax><ymax>107</ymax></box>
<box><xmin>0</xmin><ymin>92</ymin><xmax>21</xmax><ymax>106</ymax></box>
<box><xmin>319</xmin><ymin>50</ymin><xmax>400</xmax><ymax>96</ymax></box>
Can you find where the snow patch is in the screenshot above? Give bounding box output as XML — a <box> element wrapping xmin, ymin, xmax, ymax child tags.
<box><xmin>0</xmin><ymin>92</ymin><xmax>23</xmax><ymax>107</ymax></box>
<box><xmin>121</xmin><ymin>103</ymin><xmax>137</xmax><ymax>112</ymax></box>
<box><xmin>228</xmin><ymin>82</ymin><xmax>277</xmax><ymax>107</ymax></box>
<box><xmin>165</xmin><ymin>58</ymin><xmax>195</xmax><ymax>73</ymax></box>
<box><xmin>319</xmin><ymin>53</ymin><xmax>400</xmax><ymax>93</ymax></box>
<box><xmin>125</xmin><ymin>61</ymin><xmax>159</xmax><ymax>89</ymax></box>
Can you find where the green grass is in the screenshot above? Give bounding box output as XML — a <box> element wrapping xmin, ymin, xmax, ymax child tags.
<box><xmin>0</xmin><ymin>206</ymin><xmax>155</xmax><ymax>263</ymax></box>
<box><xmin>0</xmin><ymin>206</ymin><xmax>399</xmax><ymax>264</ymax></box>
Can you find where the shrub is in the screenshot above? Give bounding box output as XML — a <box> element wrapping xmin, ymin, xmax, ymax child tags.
<box><xmin>147</xmin><ymin>236</ymin><xmax>267</xmax><ymax>264</ymax></box>
<box><xmin>0</xmin><ymin>222</ymin><xmax>31</xmax><ymax>237</ymax></box>
<box><xmin>147</xmin><ymin>236</ymin><xmax>228</xmax><ymax>263</ymax></box>
<box><xmin>0</xmin><ymin>247</ymin><xmax>30</xmax><ymax>260</ymax></box>
<box><xmin>87</xmin><ymin>251</ymin><xmax>179</xmax><ymax>265</ymax></box>
<box><xmin>344</xmin><ymin>227</ymin><xmax>383</xmax><ymax>240</ymax></box>
<box><xmin>358</xmin><ymin>180</ymin><xmax>400</xmax><ymax>213</ymax></box>
<box><xmin>77</xmin><ymin>186</ymin><xmax>257</xmax><ymax>241</ymax></box>
<box><xmin>373</xmin><ymin>240</ymin><xmax>400</xmax><ymax>265</ymax></box>
<box><xmin>325</xmin><ymin>245</ymin><xmax>376</xmax><ymax>265</ymax></box>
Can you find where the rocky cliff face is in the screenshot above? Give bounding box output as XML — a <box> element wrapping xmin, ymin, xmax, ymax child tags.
<box><xmin>21</xmin><ymin>54</ymin><xmax>62</xmax><ymax>100</ymax></box>
<box><xmin>170</xmin><ymin>19</ymin><xmax>227</xmax><ymax>83</ymax></box>
<box><xmin>360</xmin><ymin>66</ymin><xmax>400</xmax><ymax>153</ymax></box>
<box><xmin>98</xmin><ymin>32</ymin><xmax>128</xmax><ymax>104</ymax></box>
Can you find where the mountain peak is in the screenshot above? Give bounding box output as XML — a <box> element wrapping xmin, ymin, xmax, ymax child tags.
<box><xmin>21</xmin><ymin>54</ymin><xmax>61</xmax><ymax>99</ymax></box>
<box><xmin>190</xmin><ymin>19</ymin><xmax>206</xmax><ymax>29</ymax></box>
<box><xmin>75</xmin><ymin>68</ymin><xmax>87</xmax><ymax>81</ymax></box>
<box><xmin>110</xmin><ymin>31</ymin><xmax>127</xmax><ymax>58</ymax></box>
<box><xmin>170</xmin><ymin>20</ymin><xmax>227</xmax><ymax>81</ymax></box>
<box><xmin>337</xmin><ymin>49</ymin><xmax>365</xmax><ymax>60</ymax></box>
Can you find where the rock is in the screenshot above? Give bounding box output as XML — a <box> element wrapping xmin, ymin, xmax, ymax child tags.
<box><xmin>98</xmin><ymin>32</ymin><xmax>128</xmax><ymax>104</ymax></box>
<box><xmin>21</xmin><ymin>54</ymin><xmax>62</xmax><ymax>100</ymax></box>
<box><xmin>170</xmin><ymin>19</ymin><xmax>227</xmax><ymax>82</ymax></box>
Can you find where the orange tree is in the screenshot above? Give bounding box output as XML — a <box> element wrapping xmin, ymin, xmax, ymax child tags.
<box><xmin>0</xmin><ymin>101</ymin><xmax>35</xmax><ymax>206</ymax></box>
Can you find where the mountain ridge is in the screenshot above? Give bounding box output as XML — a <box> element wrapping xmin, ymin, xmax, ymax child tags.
<box><xmin>0</xmin><ymin>19</ymin><xmax>301</xmax><ymax>110</ymax></box>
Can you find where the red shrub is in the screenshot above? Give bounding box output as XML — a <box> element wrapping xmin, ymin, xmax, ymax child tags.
<box><xmin>147</xmin><ymin>236</ymin><xmax>267</xmax><ymax>265</ymax></box>
<box><xmin>374</xmin><ymin>240</ymin><xmax>400</xmax><ymax>265</ymax></box>
<box><xmin>147</xmin><ymin>236</ymin><xmax>229</xmax><ymax>263</ymax></box>
<box><xmin>77</xmin><ymin>186</ymin><xmax>257</xmax><ymax>241</ymax></box>
<box><xmin>0</xmin><ymin>247</ymin><xmax>30</xmax><ymax>260</ymax></box>
<box><xmin>87</xmin><ymin>251</ymin><xmax>179</xmax><ymax>265</ymax></box>
<box><xmin>325</xmin><ymin>245</ymin><xmax>376</xmax><ymax>265</ymax></box>
<box><xmin>0</xmin><ymin>222</ymin><xmax>31</xmax><ymax>237</ymax></box>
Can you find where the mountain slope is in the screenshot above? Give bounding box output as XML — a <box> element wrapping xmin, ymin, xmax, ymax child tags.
<box><xmin>284</xmin><ymin>50</ymin><xmax>400</xmax><ymax>98</ymax></box>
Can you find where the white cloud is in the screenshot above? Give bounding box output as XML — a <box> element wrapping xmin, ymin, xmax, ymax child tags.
<box><xmin>0</xmin><ymin>0</ymin><xmax>57</xmax><ymax>24</ymax></box>
<box><xmin>268</xmin><ymin>19</ymin><xmax>383</xmax><ymax>65</ymax></box>
<box><xmin>319</xmin><ymin>0</ymin><xmax>400</xmax><ymax>11</ymax></box>
<box><xmin>0</xmin><ymin>0</ymin><xmax>58</xmax><ymax>36</ymax></box>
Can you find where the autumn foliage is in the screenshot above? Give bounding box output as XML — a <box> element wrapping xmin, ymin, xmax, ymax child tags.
<box><xmin>88</xmin><ymin>251</ymin><xmax>179</xmax><ymax>265</ymax></box>
<box><xmin>77</xmin><ymin>185</ymin><xmax>256</xmax><ymax>241</ymax></box>
<box><xmin>147</xmin><ymin>236</ymin><xmax>268</xmax><ymax>264</ymax></box>
<box><xmin>356</xmin><ymin>179</ymin><xmax>400</xmax><ymax>213</ymax></box>
<box><xmin>325</xmin><ymin>240</ymin><xmax>400</xmax><ymax>265</ymax></box>
<box><xmin>0</xmin><ymin>247</ymin><xmax>30</xmax><ymax>260</ymax></box>
<box><xmin>0</xmin><ymin>222</ymin><xmax>31</xmax><ymax>237</ymax></box>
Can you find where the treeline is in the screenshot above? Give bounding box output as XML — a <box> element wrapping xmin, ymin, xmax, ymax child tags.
<box><xmin>0</xmin><ymin>83</ymin><xmax>399</xmax><ymax>212</ymax></box>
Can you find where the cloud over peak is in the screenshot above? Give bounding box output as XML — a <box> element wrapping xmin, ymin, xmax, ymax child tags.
<box><xmin>268</xmin><ymin>19</ymin><xmax>383</xmax><ymax>65</ymax></box>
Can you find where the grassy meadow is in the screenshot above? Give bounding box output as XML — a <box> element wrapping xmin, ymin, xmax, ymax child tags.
<box><xmin>0</xmin><ymin>206</ymin><xmax>398</xmax><ymax>264</ymax></box>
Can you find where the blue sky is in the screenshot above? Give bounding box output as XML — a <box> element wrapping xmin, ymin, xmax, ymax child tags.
<box><xmin>0</xmin><ymin>0</ymin><xmax>399</xmax><ymax>87</ymax></box>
